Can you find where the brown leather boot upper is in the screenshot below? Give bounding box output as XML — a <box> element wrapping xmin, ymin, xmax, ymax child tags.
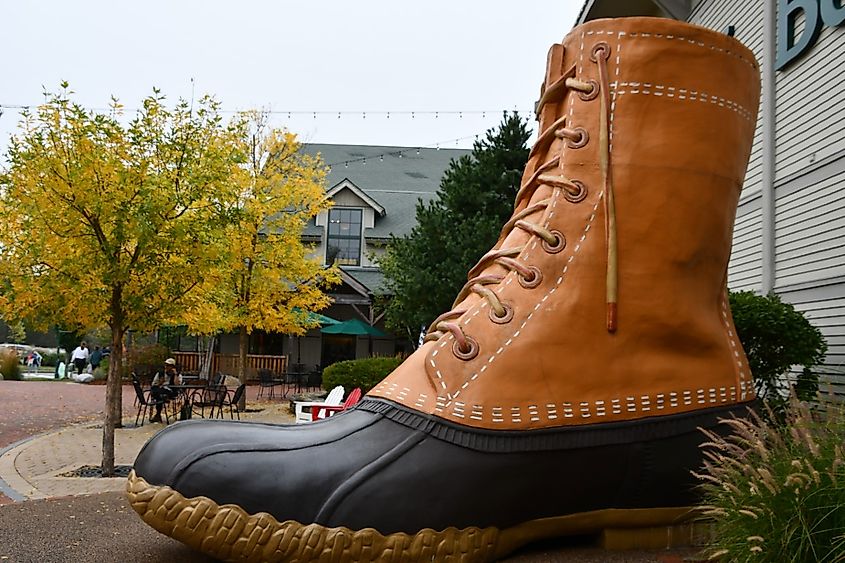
<box><xmin>370</xmin><ymin>17</ymin><xmax>761</xmax><ymax>431</ymax></box>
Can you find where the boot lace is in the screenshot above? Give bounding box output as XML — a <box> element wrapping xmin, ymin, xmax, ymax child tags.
<box><xmin>425</xmin><ymin>42</ymin><xmax>617</xmax><ymax>360</ymax></box>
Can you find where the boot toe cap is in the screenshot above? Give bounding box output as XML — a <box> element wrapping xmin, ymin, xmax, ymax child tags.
<box><xmin>131</xmin><ymin>412</ymin><xmax>397</xmax><ymax>522</ymax></box>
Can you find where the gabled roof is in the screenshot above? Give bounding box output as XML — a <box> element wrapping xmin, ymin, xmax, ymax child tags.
<box><xmin>334</xmin><ymin>267</ymin><xmax>390</xmax><ymax>297</ymax></box>
<box><xmin>326</xmin><ymin>178</ymin><xmax>385</xmax><ymax>216</ymax></box>
<box><xmin>302</xmin><ymin>144</ymin><xmax>471</xmax><ymax>240</ymax></box>
<box><xmin>343</xmin><ymin>267</ymin><xmax>389</xmax><ymax>295</ymax></box>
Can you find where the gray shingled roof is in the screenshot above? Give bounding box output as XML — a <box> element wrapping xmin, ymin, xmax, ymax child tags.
<box><xmin>341</xmin><ymin>267</ymin><xmax>389</xmax><ymax>295</ymax></box>
<box><xmin>301</xmin><ymin>144</ymin><xmax>471</xmax><ymax>239</ymax></box>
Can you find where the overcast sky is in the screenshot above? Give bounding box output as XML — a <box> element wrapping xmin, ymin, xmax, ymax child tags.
<box><xmin>1</xmin><ymin>1</ymin><xmax>582</xmax><ymax>158</ymax></box>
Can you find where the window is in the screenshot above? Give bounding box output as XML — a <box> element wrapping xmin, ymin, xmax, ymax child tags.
<box><xmin>326</xmin><ymin>208</ymin><xmax>362</xmax><ymax>265</ymax></box>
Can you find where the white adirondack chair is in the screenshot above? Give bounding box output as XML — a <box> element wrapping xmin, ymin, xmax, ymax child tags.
<box><xmin>294</xmin><ymin>385</ymin><xmax>345</xmax><ymax>424</ymax></box>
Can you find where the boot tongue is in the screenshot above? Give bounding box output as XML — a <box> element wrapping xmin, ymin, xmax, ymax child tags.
<box><xmin>452</xmin><ymin>119</ymin><xmax>565</xmax><ymax>309</ymax></box>
<box><xmin>449</xmin><ymin>146</ymin><xmax>560</xmax><ymax>313</ymax></box>
<box><xmin>448</xmin><ymin>43</ymin><xmax>569</xmax><ymax>313</ymax></box>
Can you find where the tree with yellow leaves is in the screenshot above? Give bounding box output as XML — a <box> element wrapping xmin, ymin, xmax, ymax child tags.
<box><xmin>186</xmin><ymin>112</ymin><xmax>339</xmax><ymax>388</ymax></box>
<box><xmin>0</xmin><ymin>85</ymin><xmax>243</xmax><ymax>475</ymax></box>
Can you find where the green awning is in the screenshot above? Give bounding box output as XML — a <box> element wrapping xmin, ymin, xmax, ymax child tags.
<box><xmin>320</xmin><ymin>318</ymin><xmax>386</xmax><ymax>337</ymax></box>
<box><xmin>292</xmin><ymin>308</ymin><xmax>340</xmax><ymax>326</ymax></box>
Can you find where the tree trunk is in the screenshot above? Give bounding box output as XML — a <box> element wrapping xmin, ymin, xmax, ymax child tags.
<box><xmin>238</xmin><ymin>326</ymin><xmax>248</xmax><ymax>411</ymax></box>
<box><xmin>110</xmin><ymin>332</ymin><xmax>123</xmax><ymax>428</ymax></box>
<box><xmin>102</xmin><ymin>288</ymin><xmax>124</xmax><ymax>477</ymax></box>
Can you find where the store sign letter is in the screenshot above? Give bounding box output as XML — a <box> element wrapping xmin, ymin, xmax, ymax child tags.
<box><xmin>777</xmin><ymin>0</ymin><xmax>845</xmax><ymax>69</ymax></box>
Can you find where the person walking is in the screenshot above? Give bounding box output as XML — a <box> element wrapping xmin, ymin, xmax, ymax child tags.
<box><xmin>90</xmin><ymin>346</ymin><xmax>103</xmax><ymax>373</ymax></box>
<box><xmin>70</xmin><ymin>342</ymin><xmax>89</xmax><ymax>376</ymax></box>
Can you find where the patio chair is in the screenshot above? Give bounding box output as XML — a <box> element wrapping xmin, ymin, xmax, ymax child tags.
<box><xmin>256</xmin><ymin>369</ymin><xmax>283</xmax><ymax>400</ymax></box>
<box><xmin>294</xmin><ymin>385</ymin><xmax>344</xmax><ymax>424</ymax></box>
<box><xmin>313</xmin><ymin>388</ymin><xmax>362</xmax><ymax>421</ymax></box>
<box><xmin>191</xmin><ymin>385</ymin><xmax>227</xmax><ymax>419</ymax></box>
<box><xmin>219</xmin><ymin>384</ymin><xmax>247</xmax><ymax>420</ymax></box>
<box><xmin>305</xmin><ymin>368</ymin><xmax>322</xmax><ymax>391</ymax></box>
<box><xmin>132</xmin><ymin>379</ymin><xmax>169</xmax><ymax>426</ymax></box>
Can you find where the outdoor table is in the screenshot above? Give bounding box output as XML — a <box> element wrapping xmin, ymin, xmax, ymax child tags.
<box><xmin>170</xmin><ymin>384</ymin><xmax>212</xmax><ymax>418</ymax></box>
<box><xmin>286</xmin><ymin>370</ymin><xmax>310</xmax><ymax>394</ymax></box>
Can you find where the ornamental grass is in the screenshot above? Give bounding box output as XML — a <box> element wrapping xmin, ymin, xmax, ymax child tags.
<box><xmin>696</xmin><ymin>397</ymin><xmax>845</xmax><ymax>562</ymax></box>
<box><xmin>0</xmin><ymin>349</ymin><xmax>22</xmax><ymax>380</ymax></box>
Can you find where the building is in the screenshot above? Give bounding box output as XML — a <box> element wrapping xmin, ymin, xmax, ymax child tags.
<box><xmin>191</xmin><ymin>144</ymin><xmax>471</xmax><ymax>371</ymax></box>
<box><xmin>576</xmin><ymin>0</ymin><xmax>845</xmax><ymax>391</ymax></box>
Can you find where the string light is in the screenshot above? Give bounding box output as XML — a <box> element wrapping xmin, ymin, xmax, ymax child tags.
<box><xmin>0</xmin><ymin>104</ymin><xmax>531</xmax><ymax>118</ymax></box>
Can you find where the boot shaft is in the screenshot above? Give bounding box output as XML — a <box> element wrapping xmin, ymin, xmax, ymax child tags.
<box><xmin>371</xmin><ymin>17</ymin><xmax>760</xmax><ymax>430</ymax></box>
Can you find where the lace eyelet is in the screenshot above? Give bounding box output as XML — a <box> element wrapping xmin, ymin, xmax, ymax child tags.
<box><xmin>488</xmin><ymin>303</ymin><xmax>514</xmax><ymax>324</ymax></box>
<box><xmin>452</xmin><ymin>336</ymin><xmax>479</xmax><ymax>361</ymax></box>
<box><xmin>578</xmin><ymin>79</ymin><xmax>599</xmax><ymax>101</ymax></box>
<box><xmin>566</xmin><ymin>127</ymin><xmax>589</xmax><ymax>149</ymax></box>
<box><xmin>518</xmin><ymin>266</ymin><xmax>543</xmax><ymax>289</ymax></box>
<box><xmin>564</xmin><ymin>180</ymin><xmax>588</xmax><ymax>203</ymax></box>
<box><xmin>542</xmin><ymin>230</ymin><xmax>566</xmax><ymax>254</ymax></box>
<box><xmin>590</xmin><ymin>42</ymin><xmax>610</xmax><ymax>62</ymax></box>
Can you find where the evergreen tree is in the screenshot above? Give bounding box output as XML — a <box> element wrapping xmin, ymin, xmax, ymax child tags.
<box><xmin>380</xmin><ymin>113</ymin><xmax>531</xmax><ymax>340</ymax></box>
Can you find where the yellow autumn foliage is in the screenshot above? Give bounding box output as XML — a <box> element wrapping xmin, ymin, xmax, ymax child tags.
<box><xmin>184</xmin><ymin>111</ymin><xmax>340</xmax><ymax>341</ymax></box>
<box><xmin>0</xmin><ymin>87</ymin><xmax>335</xmax><ymax>470</ymax></box>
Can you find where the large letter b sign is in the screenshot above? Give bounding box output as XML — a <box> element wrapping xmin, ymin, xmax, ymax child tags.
<box><xmin>777</xmin><ymin>0</ymin><xmax>845</xmax><ymax>70</ymax></box>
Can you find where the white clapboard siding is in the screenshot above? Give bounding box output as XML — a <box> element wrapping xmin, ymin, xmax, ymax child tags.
<box><xmin>689</xmin><ymin>0</ymin><xmax>764</xmax><ymax>199</ymax></box>
<box><xmin>775</xmin><ymin>25</ymin><xmax>845</xmax><ymax>179</ymax></box>
<box><xmin>775</xmin><ymin>170</ymin><xmax>845</xmax><ymax>288</ymax></box>
<box><xmin>728</xmin><ymin>203</ymin><xmax>762</xmax><ymax>290</ymax></box>
<box><xmin>783</xmin><ymin>289</ymin><xmax>845</xmax><ymax>396</ymax></box>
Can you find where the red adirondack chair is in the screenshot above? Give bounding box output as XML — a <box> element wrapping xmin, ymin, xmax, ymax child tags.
<box><xmin>313</xmin><ymin>388</ymin><xmax>362</xmax><ymax>421</ymax></box>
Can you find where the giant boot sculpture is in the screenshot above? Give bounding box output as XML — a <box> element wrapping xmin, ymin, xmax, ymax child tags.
<box><xmin>128</xmin><ymin>16</ymin><xmax>760</xmax><ymax>562</ymax></box>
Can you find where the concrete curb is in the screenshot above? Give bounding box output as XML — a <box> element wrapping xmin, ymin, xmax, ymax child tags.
<box><xmin>0</xmin><ymin>435</ymin><xmax>37</xmax><ymax>502</ymax></box>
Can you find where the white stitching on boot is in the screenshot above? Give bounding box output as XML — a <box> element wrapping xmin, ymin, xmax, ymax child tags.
<box><xmin>584</xmin><ymin>29</ymin><xmax>756</xmax><ymax>70</ymax></box>
<box><xmin>614</xmin><ymin>85</ymin><xmax>753</xmax><ymax>121</ymax></box>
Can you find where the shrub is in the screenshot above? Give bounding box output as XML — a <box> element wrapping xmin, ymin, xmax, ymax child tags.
<box><xmin>40</xmin><ymin>352</ymin><xmax>59</xmax><ymax>367</ymax></box>
<box><xmin>730</xmin><ymin>291</ymin><xmax>827</xmax><ymax>418</ymax></box>
<box><xmin>93</xmin><ymin>356</ymin><xmax>109</xmax><ymax>381</ymax></box>
<box><xmin>322</xmin><ymin>356</ymin><xmax>404</xmax><ymax>394</ymax></box>
<box><xmin>697</xmin><ymin>398</ymin><xmax>845</xmax><ymax>562</ymax></box>
<box><xmin>125</xmin><ymin>343</ymin><xmax>171</xmax><ymax>379</ymax></box>
<box><xmin>0</xmin><ymin>350</ymin><xmax>22</xmax><ymax>380</ymax></box>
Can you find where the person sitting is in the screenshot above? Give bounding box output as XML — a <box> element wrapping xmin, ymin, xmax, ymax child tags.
<box><xmin>149</xmin><ymin>358</ymin><xmax>182</xmax><ymax>423</ymax></box>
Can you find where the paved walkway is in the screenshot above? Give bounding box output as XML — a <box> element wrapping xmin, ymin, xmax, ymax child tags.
<box><xmin>0</xmin><ymin>385</ymin><xmax>294</xmax><ymax>502</ymax></box>
<box><xmin>0</xmin><ymin>380</ymin><xmax>136</xmax><ymax>449</ymax></box>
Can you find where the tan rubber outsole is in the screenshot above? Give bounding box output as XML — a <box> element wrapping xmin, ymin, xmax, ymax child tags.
<box><xmin>126</xmin><ymin>469</ymin><xmax>698</xmax><ymax>562</ymax></box>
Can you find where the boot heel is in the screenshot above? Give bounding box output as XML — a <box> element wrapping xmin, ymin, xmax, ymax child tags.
<box><xmin>599</xmin><ymin>519</ymin><xmax>714</xmax><ymax>550</ymax></box>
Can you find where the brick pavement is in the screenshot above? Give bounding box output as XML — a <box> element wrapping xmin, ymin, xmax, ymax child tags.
<box><xmin>0</xmin><ymin>384</ymin><xmax>295</xmax><ymax>502</ymax></box>
<box><xmin>0</xmin><ymin>380</ymin><xmax>136</xmax><ymax>505</ymax></box>
<box><xmin>0</xmin><ymin>380</ymin><xmax>136</xmax><ymax>449</ymax></box>
<box><xmin>0</xmin><ymin>381</ymin><xmax>282</xmax><ymax>504</ymax></box>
